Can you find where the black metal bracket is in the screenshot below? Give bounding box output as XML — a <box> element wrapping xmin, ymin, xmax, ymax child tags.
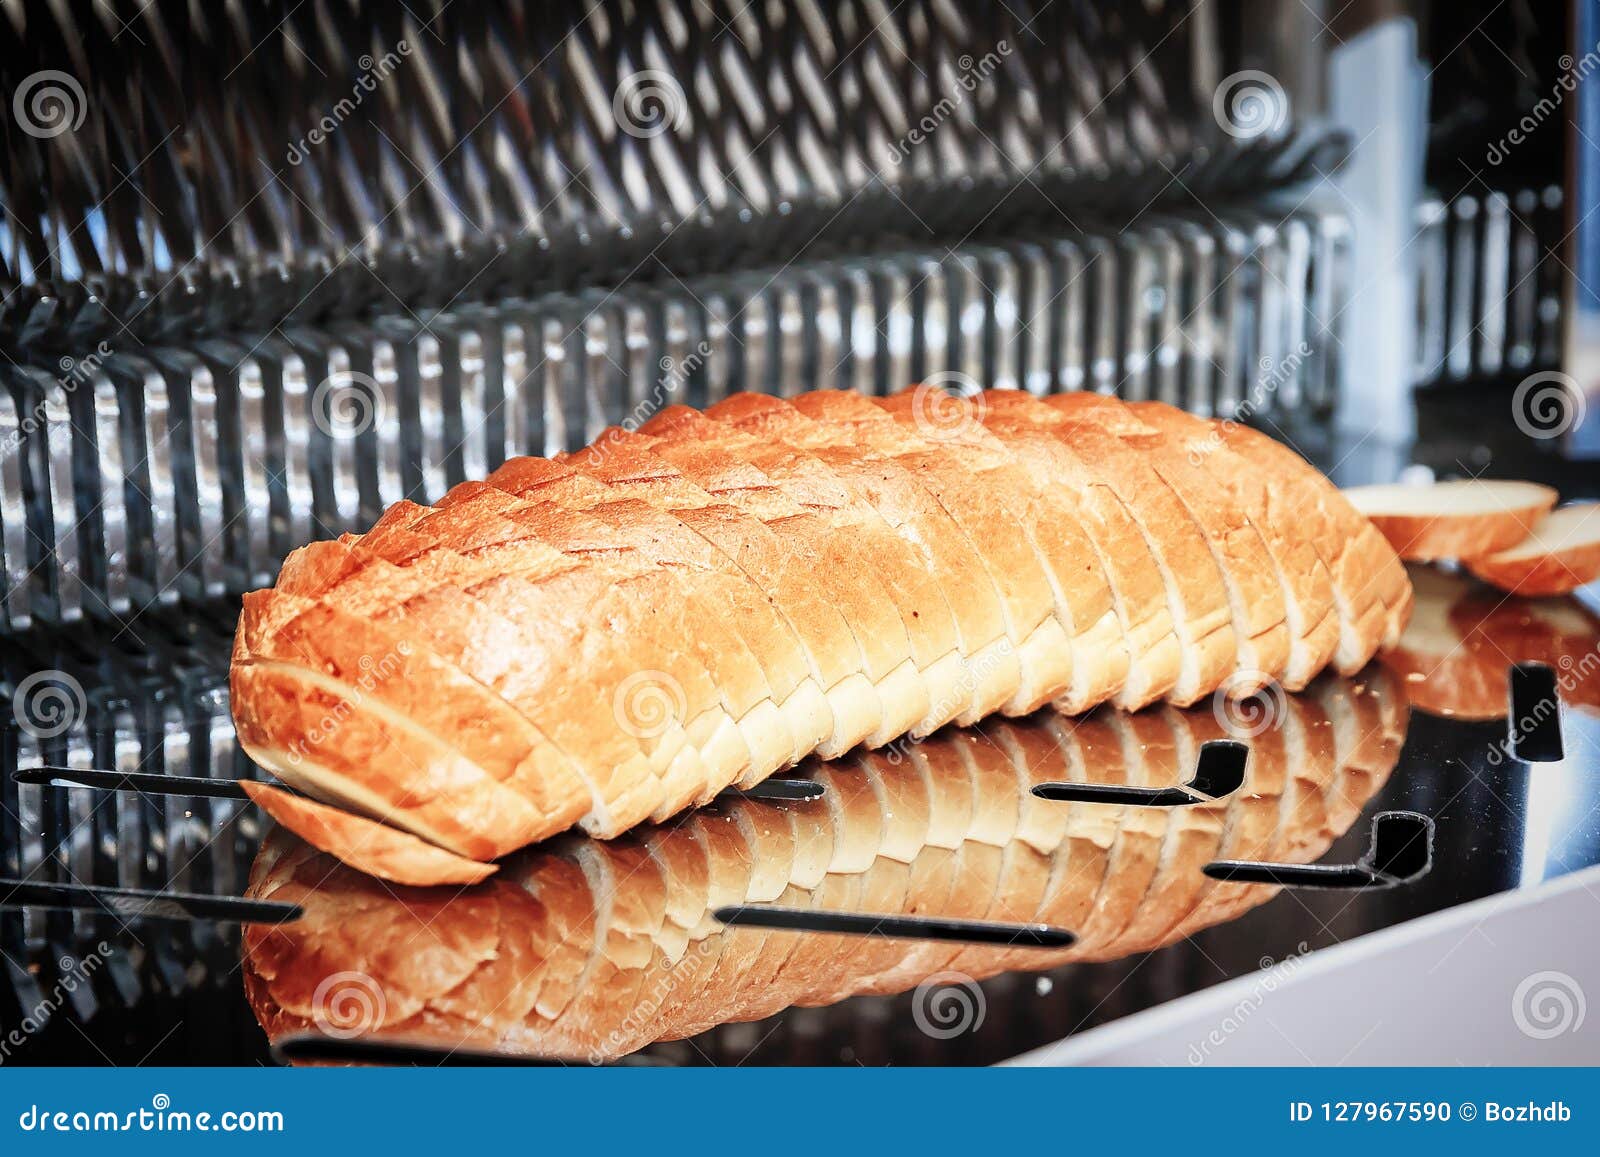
<box><xmin>1203</xmin><ymin>811</ymin><xmax>1434</xmax><ymax>890</ymax></box>
<box><xmin>1509</xmin><ymin>662</ymin><xmax>1564</xmax><ymax>763</ymax></box>
<box><xmin>1032</xmin><ymin>739</ymin><xmax>1248</xmax><ymax>807</ymax></box>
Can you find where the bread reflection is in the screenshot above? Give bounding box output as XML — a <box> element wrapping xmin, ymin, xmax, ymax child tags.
<box><xmin>1383</xmin><ymin>566</ymin><xmax>1600</xmax><ymax>720</ymax></box>
<box><xmin>242</xmin><ymin>670</ymin><xmax>1406</xmax><ymax>1062</ymax></box>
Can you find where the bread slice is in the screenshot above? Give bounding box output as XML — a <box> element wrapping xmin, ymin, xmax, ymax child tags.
<box><xmin>1047</xmin><ymin>393</ymin><xmax>1292</xmax><ymax>689</ymax></box>
<box><xmin>1465</xmin><ymin>503</ymin><xmax>1600</xmax><ymax>595</ymax></box>
<box><xmin>456</xmin><ymin>466</ymin><xmax>828</xmax><ymax>776</ymax></box>
<box><xmin>1130</xmin><ymin>402</ymin><xmax>1342</xmax><ymax>688</ymax></box>
<box><xmin>633</xmin><ymin>406</ymin><xmax>942</xmax><ymax>742</ymax></box>
<box><xmin>241</xmin><ymin>780</ymin><xmax>497</xmax><ymax>886</ymax></box>
<box><xmin>569</xmin><ymin>428</ymin><xmax>953</xmax><ymax>745</ymax></box>
<box><xmin>778</xmin><ymin>391</ymin><xmax>1067</xmax><ymax>714</ymax></box>
<box><xmin>551</xmin><ymin>439</ymin><xmax>882</xmax><ymax>758</ymax></box>
<box><xmin>1343</xmin><ymin>478</ymin><xmax>1558</xmax><ymax>562</ymax></box>
<box><xmin>1209</xmin><ymin>421</ymin><xmax>1409</xmax><ymax>659</ymax></box>
<box><xmin>697</xmin><ymin>398</ymin><xmax>1011</xmax><ymax>723</ymax></box>
<box><xmin>867</xmin><ymin>389</ymin><xmax>1129</xmax><ymax>712</ymax></box>
<box><xmin>980</xmin><ymin>391</ymin><xmax>1235</xmax><ymax>704</ymax></box>
<box><xmin>978</xmin><ymin>412</ymin><xmax>1173</xmax><ymax>708</ymax></box>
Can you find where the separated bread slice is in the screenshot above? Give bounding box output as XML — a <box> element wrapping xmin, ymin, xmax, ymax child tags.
<box><xmin>1130</xmin><ymin>401</ymin><xmax>1342</xmax><ymax>688</ymax></box>
<box><xmin>1344</xmin><ymin>479</ymin><xmax>1558</xmax><ymax>562</ymax></box>
<box><xmin>1048</xmin><ymin>392</ymin><xmax>1292</xmax><ymax>689</ymax></box>
<box><xmin>1465</xmin><ymin>503</ymin><xmax>1600</xmax><ymax>595</ymax></box>
<box><xmin>982</xmin><ymin>391</ymin><xmax>1235</xmax><ymax>704</ymax></box>
<box><xmin>1209</xmin><ymin>420</ymin><xmax>1407</xmax><ymax>659</ymax></box>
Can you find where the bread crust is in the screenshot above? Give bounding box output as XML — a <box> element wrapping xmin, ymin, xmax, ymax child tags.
<box><xmin>1344</xmin><ymin>480</ymin><xmax>1558</xmax><ymax>562</ymax></box>
<box><xmin>1464</xmin><ymin>504</ymin><xmax>1600</xmax><ymax>595</ymax></box>
<box><xmin>979</xmin><ymin>391</ymin><xmax>1234</xmax><ymax>703</ymax></box>
<box><xmin>240</xmin><ymin>781</ymin><xmax>498</xmax><ymax>886</ymax></box>
<box><xmin>233</xmin><ymin>388</ymin><xmax>1397</xmax><ymax>870</ymax></box>
<box><xmin>1210</xmin><ymin>421</ymin><xmax>1408</xmax><ymax>659</ymax></box>
<box><xmin>1130</xmin><ymin>402</ymin><xmax>1341</xmax><ymax>688</ymax></box>
<box><xmin>1046</xmin><ymin>393</ymin><xmax>1291</xmax><ymax>688</ymax></box>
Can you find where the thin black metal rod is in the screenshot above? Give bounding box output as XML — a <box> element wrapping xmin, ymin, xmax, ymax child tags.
<box><xmin>720</xmin><ymin>778</ymin><xmax>826</xmax><ymax>802</ymax></box>
<box><xmin>1031</xmin><ymin>781</ymin><xmax>1199</xmax><ymax>806</ymax></box>
<box><xmin>14</xmin><ymin>765</ymin><xmax>252</xmax><ymax>800</ymax></box>
<box><xmin>0</xmin><ymin>878</ymin><xmax>302</xmax><ymax>925</ymax></box>
<box><xmin>714</xmin><ymin>904</ymin><xmax>1075</xmax><ymax>948</ymax></box>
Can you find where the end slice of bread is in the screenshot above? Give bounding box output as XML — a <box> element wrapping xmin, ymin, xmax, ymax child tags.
<box><xmin>1465</xmin><ymin>503</ymin><xmax>1600</xmax><ymax>595</ymax></box>
<box><xmin>1343</xmin><ymin>479</ymin><xmax>1557</xmax><ymax>561</ymax></box>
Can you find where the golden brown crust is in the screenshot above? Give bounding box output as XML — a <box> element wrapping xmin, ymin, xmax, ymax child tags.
<box><xmin>1130</xmin><ymin>402</ymin><xmax>1342</xmax><ymax>688</ymax></box>
<box><xmin>241</xmin><ymin>781</ymin><xmax>499</xmax><ymax>886</ymax></box>
<box><xmin>1345</xmin><ymin>480</ymin><xmax>1559</xmax><ymax>562</ymax></box>
<box><xmin>1463</xmin><ymin>504</ymin><xmax>1600</xmax><ymax>595</ymax></box>
<box><xmin>1047</xmin><ymin>393</ymin><xmax>1291</xmax><ymax>687</ymax></box>
<box><xmin>1210</xmin><ymin>421</ymin><xmax>1409</xmax><ymax>659</ymax></box>
<box><xmin>233</xmin><ymin>389</ymin><xmax>1393</xmax><ymax>873</ymax></box>
<box><xmin>980</xmin><ymin>391</ymin><xmax>1234</xmax><ymax>703</ymax></box>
